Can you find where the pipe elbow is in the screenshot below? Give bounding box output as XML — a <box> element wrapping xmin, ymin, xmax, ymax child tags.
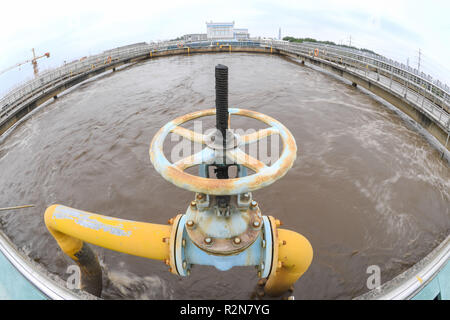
<box><xmin>44</xmin><ymin>204</ymin><xmax>174</xmax><ymax>296</ymax></box>
<box><xmin>45</xmin><ymin>204</ymin><xmax>102</xmax><ymax>296</ymax></box>
<box><xmin>45</xmin><ymin>204</ymin><xmax>83</xmax><ymax>260</ymax></box>
<box><xmin>277</xmin><ymin>228</ymin><xmax>313</xmax><ymax>276</ymax></box>
<box><xmin>265</xmin><ymin>228</ymin><xmax>313</xmax><ymax>297</ymax></box>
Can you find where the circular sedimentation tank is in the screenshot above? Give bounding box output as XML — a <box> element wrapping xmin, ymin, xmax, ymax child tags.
<box><xmin>0</xmin><ymin>52</ymin><xmax>448</xmax><ymax>299</ymax></box>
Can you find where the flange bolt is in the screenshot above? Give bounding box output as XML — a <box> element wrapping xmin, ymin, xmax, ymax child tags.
<box><xmin>233</xmin><ymin>237</ymin><xmax>241</xmax><ymax>245</ymax></box>
<box><xmin>204</xmin><ymin>237</ymin><xmax>212</xmax><ymax>245</ymax></box>
<box><xmin>186</xmin><ymin>220</ymin><xmax>195</xmax><ymax>228</ymax></box>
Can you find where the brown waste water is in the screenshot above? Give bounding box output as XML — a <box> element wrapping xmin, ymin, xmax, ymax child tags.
<box><xmin>0</xmin><ymin>53</ymin><xmax>448</xmax><ymax>299</ymax></box>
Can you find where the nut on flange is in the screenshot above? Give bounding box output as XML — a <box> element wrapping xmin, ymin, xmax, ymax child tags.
<box><xmin>252</xmin><ymin>220</ymin><xmax>261</xmax><ymax>228</ymax></box>
<box><xmin>186</xmin><ymin>220</ymin><xmax>195</xmax><ymax>228</ymax></box>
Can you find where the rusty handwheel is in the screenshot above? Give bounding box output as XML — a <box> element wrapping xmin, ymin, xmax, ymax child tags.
<box><xmin>149</xmin><ymin>107</ymin><xmax>297</xmax><ymax>195</ymax></box>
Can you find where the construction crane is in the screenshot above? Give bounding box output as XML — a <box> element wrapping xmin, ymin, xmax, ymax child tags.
<box><xmin>0</xmin><ymin>48</ymin><xmax>50</xmax><ymax>77</ymax></box>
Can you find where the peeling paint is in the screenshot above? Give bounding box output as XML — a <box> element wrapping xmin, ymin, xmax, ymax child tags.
<box><xmin>53</xmin><ymin>206</ymin><xmax>132</xmax><ymax>237</ymax></box>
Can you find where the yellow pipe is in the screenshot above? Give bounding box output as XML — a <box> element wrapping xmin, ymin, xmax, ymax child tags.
<box><xmin>264</xmin><ymin>228</ymin><xmax>313</xmax><ymax>296</ymax></box>
<box><xmin>45</xmin><ymin>205</ymin><xmax>312</xmax><ymax>296</ymax></box>
<box><xmin>44</xmin><ymin>204</ymin><xmax>171</xmax><ymax>261</ymax></box>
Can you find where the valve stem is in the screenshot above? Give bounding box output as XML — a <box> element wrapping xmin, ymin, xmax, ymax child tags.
<box><xmin>215</xmin><ymin>64</ymin><xmax>229</xmax><ymax>141</ymax></box>
<box><xmin>215</xmin><ymin>64</ymin><xmax>229</xmax><ymax>180</ymax></box>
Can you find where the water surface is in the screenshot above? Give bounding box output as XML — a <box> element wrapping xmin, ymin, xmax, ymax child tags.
<box><xmin>0</xmin><ymin>53</ymin><xmax>448</xmax><ymax>299</ymax></box>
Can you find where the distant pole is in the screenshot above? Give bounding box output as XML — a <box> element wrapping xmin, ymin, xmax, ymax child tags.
<box><xmin>278</xmin><ymin>28</ymin><xmax>281</xmax><ymax>40</ymax></box>
<box><xmin>418</xmin><ymin>48</ymin><xmax>421</xmax><ymax>72</ymax></box>
<box><xmin>349</xmin><ymin>35</ymin><xmax>352</xmax><ymax>46</ymax></box>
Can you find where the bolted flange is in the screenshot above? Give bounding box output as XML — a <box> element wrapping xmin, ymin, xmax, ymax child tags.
<box><xmin>185</xmin><ymin>194</ymin><xmax>262</xmax><ymax>255</ymax></box>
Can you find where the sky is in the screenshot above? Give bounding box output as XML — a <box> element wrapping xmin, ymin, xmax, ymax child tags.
<box><xmin>1</xmin><ymin>0</ymin><xmax>449</xmax><ymax>97</ymax></box>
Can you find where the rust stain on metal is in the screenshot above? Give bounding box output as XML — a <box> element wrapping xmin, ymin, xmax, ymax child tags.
<box><xmin>150</xmin><ymin>108</ymin><xmax>297</xmax><ymax>195</ymax></box>
<box><xmin>186</xmin><ymin>205</ymin><xmax>261</xmax><ymax>255</ymax></box>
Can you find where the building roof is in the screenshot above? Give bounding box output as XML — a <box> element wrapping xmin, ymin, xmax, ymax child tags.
<box><xmin>206</xmin><ymin>22</ymin><xmax>234</xmax><ymax>27</ymax></box>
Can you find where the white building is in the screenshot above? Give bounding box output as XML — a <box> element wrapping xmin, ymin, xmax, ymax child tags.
<box><xmin>233</xmin><ymin>28</ymin><xmax>250</xmax><ymax>40</ymax></box>
<box><xmin>206</xmin><ymin>21</ymin><xmax>235</xmax><ymax>40</ymax></box>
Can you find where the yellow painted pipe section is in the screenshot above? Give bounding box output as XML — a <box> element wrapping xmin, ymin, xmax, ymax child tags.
<box><xmin>264</xmin><ymin>228</ymin><xmax>313</xmax><ymax>296</ymax></box>
<box><xmin>45</xmin><ymin>204</ymin><xmax>171</xmax><ymax>261</ymax></box>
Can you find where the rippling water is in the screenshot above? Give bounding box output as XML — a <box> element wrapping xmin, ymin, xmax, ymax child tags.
<box><xmin>0</xmin><ymin>53</ymin><xmax>448</xmax><ymax>299</ymax></box>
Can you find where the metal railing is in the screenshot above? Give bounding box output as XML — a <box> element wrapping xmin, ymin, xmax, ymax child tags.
<box><xmin>0</xmin><ymin>42</ymin><xmax>154</xmax><ymax>116</ymax></box>
<box><xmin>261</xmin><ymin>39</ymin><xmax>449</xmax><ymax>133</ymax></box>
<box><xmin>268</xmin><ymin>40</ymin><xmax>450</xmax><ymax>100</ymax></box>
<box><xmin>0</xmin><ymin>40</ymin><xmax>261</xmax><ymax>119</ymax></box>
<box><xmin>1</xmin><ymin>39</ymin><xmax>449</xmax><ymax>136</ymax></box>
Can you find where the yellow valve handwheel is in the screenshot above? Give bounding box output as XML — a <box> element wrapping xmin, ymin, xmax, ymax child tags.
<box><xmin>149</xmin><ymin>108</ymin><xmax>297</xmax><ymax>195</ymax></box>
